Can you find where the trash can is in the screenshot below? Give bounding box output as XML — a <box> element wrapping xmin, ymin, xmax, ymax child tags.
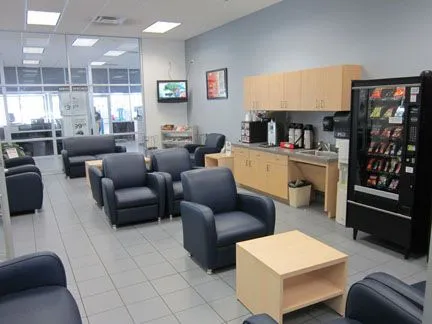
<box><xmin>288</xmin><ymin>180</ymin><xmax>311</xmax><ymax>208</ymax></box>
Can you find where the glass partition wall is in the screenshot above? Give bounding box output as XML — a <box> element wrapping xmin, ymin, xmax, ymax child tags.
<box><xmin>0</xmin><ymin>31</ymin><xmax>144</xmax><ymax>157</ymax></box>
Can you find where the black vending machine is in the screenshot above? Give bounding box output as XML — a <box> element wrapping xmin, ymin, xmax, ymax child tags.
<box><xmin>347</xmin><ymin>76</ymin><xmax>432</xmax><ymax>258</ymax></box>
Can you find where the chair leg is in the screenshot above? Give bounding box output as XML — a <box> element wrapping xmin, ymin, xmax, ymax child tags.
<box><xmin>187</xmin><ymin>252</ymin><xmax>192</xmax><ymax>257</ymax></box>
<box><xmin>158</xmin><ymin>217</ymin><xmax>161</xmax><ymax>223</ymax></box>
<box><xmin>207</xmin><ymin>269</ymin><xmax>213</xmax><ymax>275</ymax></box>
<box><xmin>170</xmin><ymin>214</ymin><xmax>173</xmax><ymax>220</ymax></box>
<box><xmin>112</xmin><ymin>224</ymin><xmax>117</xmax><ymax>231</ymax></box>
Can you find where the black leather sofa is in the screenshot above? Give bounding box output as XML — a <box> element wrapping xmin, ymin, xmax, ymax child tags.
<box><xmin>243</xmin><ymin>272</ymin><xmax>425</xmax><ymax>324</ymax></box>
<box><xmin>0</xmin><ymin>252</ymin><xmax>82</xmax><ymax>324</ymax></box>
<box><xmin>102</xmin><ymin>153</ymin><xmax>165</xmax><ymax>228</ymax></box>
<box><xmin>61</xmin><ymin>136</ymin><xmax>126</xmax><ymax>178</ymax></box>
<box><xmin>151</xmin><ymin>148</ymin><xmax>195</xmax><ymax>217</ymax></box>
<box><xmin>184</xmin><ymin>133</ymin><xmax>225</xmax><ymax>167</ymax></box>
<box><xmin>180</xmin><ymin>167</ymin><xmax>275</xmax><ymax>273</ymax></box>
<box><xmin>5</xmin><ymin>156</ymin><xmax>43</xmax><ymax>214</ymax></box>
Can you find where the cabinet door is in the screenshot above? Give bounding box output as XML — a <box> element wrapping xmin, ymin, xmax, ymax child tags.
<box><xmin>284</xmin><ymin>71</ymin><xmax>302</xmax><ymax>110</ymax></box>
<box><xmin>255</xmin><ymin>75</ymin><xmax>270</xmax><ymax>110</ymax></box>
<box><xmin>249</xmin><ymin>151</ymin><xmax>267</xmax><ymax>190</ymax></box>
<box><xmin>266</xmin><ymin>162</ymin><xmax>288</xmax><ymax>199</ymax></box>
<box><xmin>234</xmin><ymin>156</ymin><xmax>249</xmax><ymax>186</ymax></box>
<box><xmin>243</xmin><ymin>77</ymin><xmax>254</xmax><ymax>110</ymax></box>
<box><xmin>268</xmin><ymin>73</ymin><xmax>285</xmax><ymax>110</ymax></box>
<box><xmin>321</xmin><ymin>66</ymin><xmax>343</xmax><ymax>111</ymax></box>
<box><xmin>301</xmin><ymin>68</ymin><xmax>323</xmax><ymax>111</ymax></box>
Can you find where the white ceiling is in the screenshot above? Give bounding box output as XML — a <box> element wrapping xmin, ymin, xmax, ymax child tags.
<box><xmin>0</xmin><ymin>0</ymin><xmax>281</xmax><ymax>39</ymax></box>
<box><xmin>0</xmin><ymin>0</ymin><xmax>281</xmax><ymax>68</ymax></box>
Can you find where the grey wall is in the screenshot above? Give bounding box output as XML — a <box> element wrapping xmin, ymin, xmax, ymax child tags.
<box><xmin>185</xmin><ymin>0</ymin><xmax>432</xmax><ymax>143</ymax></box>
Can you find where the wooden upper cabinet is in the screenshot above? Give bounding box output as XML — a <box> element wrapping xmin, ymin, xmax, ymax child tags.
<box><xmin>243</xmin><ymin>64</ymin><xmax>361</xmax><ymax>111</ymax></box>
<box><xmin>301</xmin><ymin>65</ymin><xmax>361</xmax><ymax>111</ymax></box>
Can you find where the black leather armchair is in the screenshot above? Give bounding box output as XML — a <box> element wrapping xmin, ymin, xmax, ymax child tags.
<box><xmin>184</xmin><ymin>133</ymin><xmax>225</xmax><ymax>167</ymax></box>
<box><xmin>4</xmin><ymin>155</ymin><xmax>36</xmax><ymax>168</ymax></box>
<box><xmin>180</xmin><ymin>167</ymin><xmax>275</xmax><ymax>273</ymax></box>
<box><xmin>0</xmin><ymin>252</ymin><xmax>82</xmax><ymax>324</ymax></box>
<box><xmin>102</xmin><ymin>153</ymin><xmax>165</xmax><ymax>228</ymax></box>
<box><xmin>62</xmin><ymin>136</ymin><xmax>126</xmax><ymax>178</ymax></box>
<box><xmin>243</xmin><ymin>272</ymin><xmax>425</xmax><ymax>324</ymax></box>
<box><xmin>151</xmin><ymin>148</ymin><xmax>195</xmax><ymax>217</ymax></box>
<box><xmin>5</xmin><ymin>163</ymin><xmax>43</xmax><ymax>215</ymax></box>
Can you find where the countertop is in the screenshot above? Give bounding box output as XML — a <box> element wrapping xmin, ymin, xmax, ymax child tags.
<box><xmin>232</xmin><ymin>142</ymin><xmax>338</xmax><ymax>164</ymax></box>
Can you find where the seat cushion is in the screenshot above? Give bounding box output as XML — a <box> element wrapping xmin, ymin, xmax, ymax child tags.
<box><xmin>411</xmin><ymin>281</ymin><xmax>426</xmax><ymax>294</ymax></box>
<box><xmin>215</xmin><ymin>211</ymin><xmax>267</xmax><ymax>247</ymax></box>
<box><xmin>95</xmin><ymin>153</ymin><xmax>116</xmax><ymax>160</ymax></box>
<box><xmin>68</xmin><ymin>155</ymin><xmax>97</xmax><ymax>165</ymax></box>
<box><xmin>173</xmin><ymin>181</ymin><xmax>184</xmax><ymax>200</ymax></box>
<box><xmin>115</xmin><ymin>187</ymin><xmax>158</xmax><ymax>209</ymax></box>
<box><xmin>0</xmin><ymin>286</ymin><xmax>82</xmax><ymax>324</ymax></box>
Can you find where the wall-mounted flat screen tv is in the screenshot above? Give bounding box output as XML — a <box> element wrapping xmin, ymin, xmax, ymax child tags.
<box><xmin>157</xmin><ymin>80</ymin><xmax>188</xmax><ymax>103</ymax></box>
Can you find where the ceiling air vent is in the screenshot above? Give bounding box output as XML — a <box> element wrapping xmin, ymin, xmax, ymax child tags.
<box><xmin>92</xmin><ymin>16</ymin><xmax>126</xmax><ymax>25</ymax></box>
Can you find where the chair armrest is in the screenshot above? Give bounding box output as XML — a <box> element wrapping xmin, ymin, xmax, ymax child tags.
<box><xmin>115</xmin><ymin>145</ymin><xmax>127</xmax><ymax>153</ymax></box>
<box><xmin>0</xmin><ymin>252</ymin><xmax>66</xmax><ymax>298</ymax></box>
<box><xmin>89</xmin><ymin>166</ymin><xmax>104</xmax><ymax>206</ymax></box>
<box><xmin>180</xmin><ymin>201</ymin><xmax>217</xmax><ymax>264</ymax></box>
<box><xmin>7</xmin><ymin>172</ymin><xmax>43</xmax><ymax>211</ymax></box>
<box><xmin>4</xmin><ymin>156</ymin><xmax>35</xmax><ymax>168</ymax></box>
<box><xmin>102</xmin><ymin>178</ymin><xmax>117</xmax><ymax>225</ymax></box>
<box><xmin>5</xmin><ymin>164</ymin><xmax>41</xmax><ymax>177</ymax></box>
<box><xmin>147</xmin><ymin>172</ymin><xmax>166</xmax><ymax>218</ymax></box>
<box><xmin>61</xmin><ymin>149</ymin><xmax>70</xmax><ymax>175</ymax></box>
<box><xmin>345</xmin><ymin>279</ymin><xmax>423</xmax><ymax>324</ymax></box>
<box><xmin>184</xmin><ymin>143</ymin><xmax>203</xmax><ymax>153</ymax></box>
<box><xmin>237</xmin><ymin>193</ymin><xmax>275</xmax><ymax>235</ymax></box>
<box><xmin>158</xmin><ymin>172</ymin><xmax>174</xmax><ymax>216</ymax></box>
<box><xmin>365</xmin><ymin>272</ymin><xmax>424</xmax><ymax>309</ymax></box>
<box><xmin>194</xmin><ymin>146</ymin><xmax>220</xmax><ymax>167</ymax></box>
<box><xmin>243</xmin><ymin>314</ymin><xmax>277</xmax><ymax>324</ymax></box>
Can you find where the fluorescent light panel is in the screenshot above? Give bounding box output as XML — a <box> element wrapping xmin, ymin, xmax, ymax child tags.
<box><xmin>23</xmin><ymin>60</ymin><xmax>40</xmax><ymax>65</ymax></box>
<box><xmin>72</xmin><ymin>38</ymin><xmax>99</xmax><ymax>47</ymax></box>
<box><xmin>23</xmin><ymin>47</ymin><xmax>44</xmax><ymax>54</ymax></box>
<box><xmin>27</xmin><ymin>10</ymin><xmax>61</xmax><ymax>26</ymax></box>
<box><xmin>143</xmin><ymin>21</ymin><xmax>181</xmax><ymax>33</ymax></box>
<box><xmin>104</xmin><ymin>50</ymin><xmax>126</xmax><ymax>57</ymax></box>
<box><xmin>91</xmin><ymin>61</ymin><xmax>106</xmax><ymax>66</ymax></box>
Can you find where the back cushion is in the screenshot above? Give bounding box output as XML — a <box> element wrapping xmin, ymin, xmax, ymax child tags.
<box><xmin>63</xmin><ymin>136</ymin><xmax>115</xmax><ymax>156</ymax></box>
<box><xmin>152</xmin><ymin>148</ymin><xmax>192</xmax><ymax>181</ymax></box>
<box><xmin>181</xmin><ymin>168</ymin><xmax>237</xmax><ymax>214</ymax></box>
<box><xmin>103</xmin><ymin>153</ymin><xmax>146</xmax><ymax>189</ymax></box>
<box><xmin>205</xmin><ymin>133</ymin><xmax>225</xmax><ymax>150</ymax></box>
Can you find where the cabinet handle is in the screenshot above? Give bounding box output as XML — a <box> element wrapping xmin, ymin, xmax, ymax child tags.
<box><xmin>321</xmin><ymin>100</ymin><xmax>325</xmax><ymax>109</ymax></box>
<box><xmin>315</xmin><ymin>99</ymin><xmax>319</xmax><ymax>109</ymax></box>
<box><xmin>266</xmin><ymin>164</ymin><xmax>269</xmax><ymax>172</ymax></box>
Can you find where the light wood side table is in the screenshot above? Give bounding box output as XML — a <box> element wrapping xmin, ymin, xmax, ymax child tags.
<box><xmin>204</xmin><ymin>153</ymin><xmax>234</xmax><ymax>172</ymax></box>
<box><xmin>85</xmin><ymin>160</ymin><xmax>103</xmax><ymax>185</ymax></box>
<box><xmin>236</xmin><ymin>230</ymin><xmax>348</xmax><ymax>323</ymax></box>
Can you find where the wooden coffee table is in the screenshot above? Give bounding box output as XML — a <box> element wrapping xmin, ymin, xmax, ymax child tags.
<box><xmin>204</xmin><ymin>153</ymin><xmax>234</xmax><ymax>172</ymax></box>
<box><xmin>236</xmin><ymin>230</ymin><xmax>348</xmax><ymax>323</ymax></box>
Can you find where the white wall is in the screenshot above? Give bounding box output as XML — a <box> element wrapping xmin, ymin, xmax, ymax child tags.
<box><xmin>185</xmin><ymin>0</ymin><xmax>432</xmax><ymax>142</ymax></box>
<box><xmin>141</xmin><ymin>38</ymin><xmax>188</xmax><ymax>147</ymax></box>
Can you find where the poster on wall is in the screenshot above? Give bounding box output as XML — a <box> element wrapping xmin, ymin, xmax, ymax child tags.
<box><xmin>206</xmin><ymin>68</ymin><xmax>228</xmax><ymax>100</ymax></box>
<box><xmin>59</xmin><ymin>86</ymin><xmax>89</xmax><ymax>116</ymax></box>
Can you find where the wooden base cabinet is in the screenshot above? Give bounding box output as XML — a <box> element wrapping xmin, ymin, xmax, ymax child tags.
<box><xmin>233</xmin><ymin>147</ymin><xmax>289</xmax><ymax>200</ymax></box>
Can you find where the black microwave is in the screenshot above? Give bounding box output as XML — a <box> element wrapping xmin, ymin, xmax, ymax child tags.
<box><xmin>241</xmin><ymin>121</ymin><xmax>267</xmax><ymax>143</ymax></box>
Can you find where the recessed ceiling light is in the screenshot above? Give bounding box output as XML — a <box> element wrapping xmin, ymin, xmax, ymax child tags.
<box><xmin>23</xmin><ymin>47</ymin><xmax>44</xmax><ymax>54</ymax></box>
<box><xmin>27</xmin><ymin>10</ymin><xmax>61</xmax><ymax>26</ymax></box>
<box><xmin>91</xmin><ymin>61</ymin><xmax>106</xmax><ymax>66</ymax></box>
<box><xmin>104</xmin><ymin>50</ymin><xmax>126</xmax><ymax>57</ymax></box>
<box><xmin>143</xmin><ymin>21</ymin><xmax>181</xmax><ymax>34</ymax></box>
<box><xmin>23</xmin><ymin>60</ymin><xmax>40</xmax><ymax>65</ymax></box>
<box><xmin>72</xmin><ymin>38</ymin><xmax>99</xmax><ymax>47</ymax></box>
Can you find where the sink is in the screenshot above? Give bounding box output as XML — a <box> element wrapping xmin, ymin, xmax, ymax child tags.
<box><xmin>297</xmin><ymin>150</ymin><xmax>338</xmax><ymax>158</ymax></box>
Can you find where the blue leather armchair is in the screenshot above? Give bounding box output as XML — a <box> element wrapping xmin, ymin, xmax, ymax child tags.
<box><xmin>243</xmin><ymin>272</ymin><xmax>425</xmax><ymax>324</ymax></box>
<box><xmin>0</xmin><ymin>252</ymin><xmax>82</xmax><ymax>324</ymax></box>
<box><xmin>151</xmin><ymin>148</ymin><xmax>195</xmax><ymax>217</ymax></box>
<box><xmin>5</xmin><ymin>158</ymin><xmax>43</xmax><ymax>215</ymax></box>
<box><xmin>102</xmin><ymin>153</ymin><xmax>165</xmax><ymax>228</ymax></box>
<box><xmin>180</xmin><ymin>167</ymin><xmax>275</xmax><ymax>273</ymax></box>
<box><xmin>184</xmin><ymin>133</ymin><xmax>225</xmax><ymax>167</ymax></box>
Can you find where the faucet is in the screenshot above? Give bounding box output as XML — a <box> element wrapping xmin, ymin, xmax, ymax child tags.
<box><xmin>317</xmin><ymin>141</ymin><xmax>331</xmax><ymax>151</ymax></box>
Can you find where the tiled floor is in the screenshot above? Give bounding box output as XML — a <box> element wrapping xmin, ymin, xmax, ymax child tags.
<box><xmin>7</xmin><ymin>171</ymin><xmax>427</xmax><ymax>324</ymax></box>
